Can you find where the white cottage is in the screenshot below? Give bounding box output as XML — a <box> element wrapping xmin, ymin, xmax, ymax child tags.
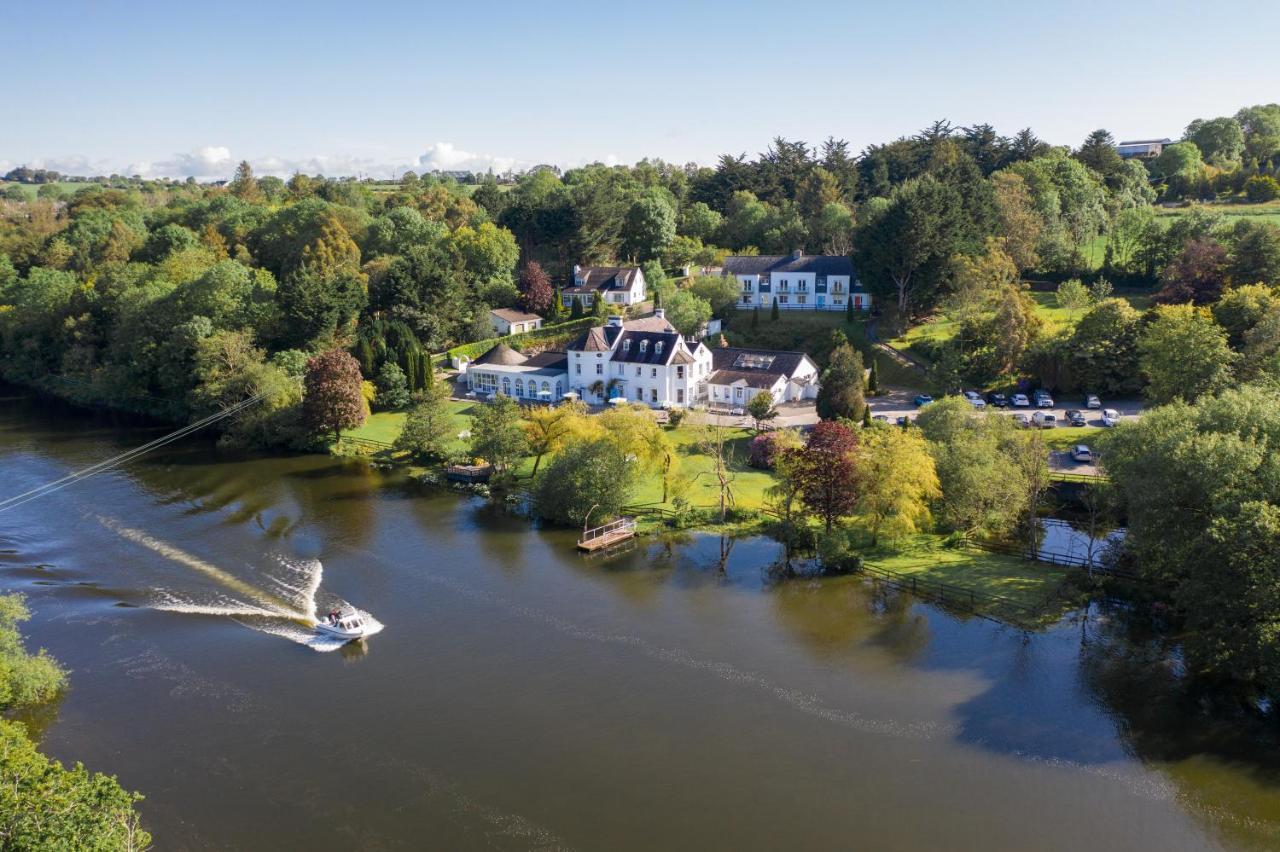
<box><xmin>563</xmin><ymin>265</ymin><xmax>647</xmax><ymax>308</ymax></box>
<box><xmin>567</xmin><ymin>311</ymin><xmax>712</xmax><ymax>408</ymax></box>
<box><xmin>705</xmin><ymin>347</ymin><xmax>820</xmax><ymax>410</ymax></box>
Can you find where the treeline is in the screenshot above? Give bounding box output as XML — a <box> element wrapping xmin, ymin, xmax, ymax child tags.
<box><xmin>0</xmin><ymin>594</ymin><xmax>150</xmax><ymax>849</ymax></box>
<box><xmin>2</xmin><ymin>104</ymin><xmax>1278</xmax><ymax>443</ymax></box>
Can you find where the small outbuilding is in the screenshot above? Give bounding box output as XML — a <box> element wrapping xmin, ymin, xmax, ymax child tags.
<box><xmin>489</xmin><ymin>308</ymin><xmax>544</xmax><ymax>337</ymax></box>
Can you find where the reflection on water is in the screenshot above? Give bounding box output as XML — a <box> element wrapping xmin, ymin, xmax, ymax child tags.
<box><xmin>2</xmin><ymin>390</ymin><xmax>1280</xmax><ymax>850</ymax></box>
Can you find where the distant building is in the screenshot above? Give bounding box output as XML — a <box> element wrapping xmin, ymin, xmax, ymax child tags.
<box><xmin>488</xmin><ymin>308</ymin><xmax>543</xmax><ymax>337</ymax></box>
<box><xmin>723</xmin><ymin>251</ymin><xmax>871</xmax><ymax>312</ymax></box>
<box><xmin>1116</xmin><ymin>139</ymin><xmax>1171</xmax><ymax>160</ymax></box>
<box><xmin>706</xmin><ymin>347</ymin><xmax>820</xmax><ymax>410</ymax></box>
<box><xmin>563</xmin><ymin>265</ymin><xmax>647</xmax><ymax>308</ymax></box>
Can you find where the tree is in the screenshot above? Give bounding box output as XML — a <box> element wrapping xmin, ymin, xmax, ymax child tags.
<box><xmin>621</xmin><ymin>190</ymin><xmax>677</xmax><ymax>262</ymax></box>
<box><xmin>533</xmin><ymin>438</ymin><xmax>634</xmax><ymax>526</ymax></box>
<box><xmin>751</xmin><ymin>305</ymin><xmax>760</xmax><ymax>328</ymax></box>
<box><xmin>664</xmin><ymin>290</ymin><xmax>712</xmax><ymax>337</ymax></box>
<box><xmin>1156</xmin><ymin>238</ymin><xmax>1228</xmax><ymax>305</ymax></box>
<box><xmin>991</xmin><ymin>171</ymin><xmax>1043</xmax><ymax>271</ymax></box>
<box><xmin>1055</xmin><ymin>278</ymin><xmax>1091</xmax><ymax>317</ymax></box>
<box><xmin>1066</xmin><ymin>297</ymin><xmax>1144</xmax><ymax>395</ymax></box>
<box><xmin>786</xmin><ymin>420</ymin><xmax>859</xmax><ymax>532</ymax></box>
<box><xmin>1212</xmin><ymin>283</ymin><xmax>1280</xmax><ymax>347</ymax></box>
<box><xmin>304</xmin><ymin>349</ymin><xmax>366</xmax><ymax>442</ymax></box>
<box><xmin>770</xmin><ymin>298</ymin><xmax>780</xmax><ymax>321</ymax></box>
<box><xmin>1099</xmin><ymin>386</ymin><xmax>1280</xmax><ymax>692</ymax></box>
<box><xmin>569</xmin><ymin>295</ymin><xmax>583</xmax><ymax>319</ymax></box>
<box><xmin>469</xmin><ymin>394</ymin><xmax>527</xmax><ymax>471</ymax></box>
<box><xmin>1229</xmin><ymin>221</ymin><xmax>1280</xmax><ymax>286</ymax></box>
<box><xmin>229</xmin><ymin>160</ymin><xmax>262</xmax><ymax>202</ymax></box>
<box><xmin>856</xmin><ymin>427</ymin><xmax>940</xmax><ymax>544</ymax></box>
<box><xmin>522</xmin><ymin>401</ymin><xmax>589</xmax><ymax>475</ymax></box>
<box><xmin>516</xmin><ymin>261</ymin><xmax>555</xmax><ymax>315</ymax></box>
<box><xmin>693</xmin><ymin>418</ymin><xmax>737</xmax><ymax>523</ymax></box>
<box><xmin>816</xmin><ymin>343</ymin><xmax>865</xmax><ymax>421</ymax></box>
<box><xmin>1138</xmin><ymin>304</ymin><xmax>1235</xmax><ymax>404</ymax></box>
<box><xmin>1074</xmin><ymin>129</ymin><xmax>1123</xmax><ymax>179</ymax></box>
<box><xmin>1184</xmin><ymin>116</ymin><xmax>1245</xmax><ymax>166</ymax></box>
<box><xmin>374</xmin><ymin>362</ymin><xmax>410</xmax><ymax>410</ymax></box>
<box><xmin>867</xmin><ymin>357</ymin><xmax>879</xmax><ymax>393</ymax></box>
<box><xmin>1235</xmin><ymin>104</ymin><xmax>1280</xmax><ymax>162</ymax></box>
<box><xmin>1246</xmin><ymin>176</ymin><xmax>1280</xmax><ymax>203</ymax></box>
<box><xmin>855</xmin><ymin>174</ymin><xmax>964</xmax><ymax>316</ymax></box>
<box><xmin>393</xmin><ymin>386</ymin><xmax>453</xmax><ymax>460</ymax></box>
<box><xmin>916</xmin><ymin>398</ymin><xmax>1034</xmax><ymax>536</ymax></box>
<box><xmin>746</xmin><ymin>390</ymin><xmax>778</xmax><ymax>430</ymax></box>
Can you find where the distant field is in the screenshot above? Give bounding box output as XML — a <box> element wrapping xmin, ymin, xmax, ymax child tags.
<box><xmin>0</xmin><ymin>180</ymin><xmax>99</xmax><ymax>201</ymax></box>
<box><xmin>1081</xmin><ymin>201</ymin><xmax>1280</xmax><ymax>270</ymax></box>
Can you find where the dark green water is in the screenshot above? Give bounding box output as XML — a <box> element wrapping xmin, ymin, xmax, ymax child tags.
<box><xmin>3</xmin><ymin>393</ymin><xmax>1280</xmax><ymax>850</ymax></box>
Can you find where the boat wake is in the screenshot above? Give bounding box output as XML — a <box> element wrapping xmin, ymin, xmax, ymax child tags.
<box><xmin>98</xmin><ymin>516</ymin><xmax>383</xmax><ymax>652</ymax></box>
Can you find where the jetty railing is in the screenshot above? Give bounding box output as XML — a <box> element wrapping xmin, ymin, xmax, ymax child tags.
<box><xmin>577</xmin><ymin>517</ymin><xmax>637</xmax><ymax>551</ymax></box>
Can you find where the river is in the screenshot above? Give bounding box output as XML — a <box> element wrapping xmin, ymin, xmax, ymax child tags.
<box><xmin>2</xmin><ymin>391</ymin><xmax>1280</xmax><ymax>851</ymax></box>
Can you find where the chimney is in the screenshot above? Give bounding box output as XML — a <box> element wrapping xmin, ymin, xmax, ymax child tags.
<box><xmin>608</xmin><ymin>315</ymin><xmax>624</xmax><ymax>327</ymax></box>
<box><xmin>654</xmin><ymin>308</ymin><xmax>665</xmax><ymax>319</ymax></box>
<box><xmin>572</xmin><ymin>264</ymin><xmax>582</xmax><ymax>284</ymax></box>
<box><xmin>791</xmin><ymin>249</ymin><xmax>803</xmax><ymax>260</ymax></box>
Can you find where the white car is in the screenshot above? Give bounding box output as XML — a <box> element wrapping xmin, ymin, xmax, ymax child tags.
<box><xmin>963</xmin><ymin>390</ymin><xmax>986</xmax><ymax>409</ymax></box>
<box><xmin>1034</xmin><ymin>391</ymin><xmax>1054</xmax><ymax>408</ymax></box>
<box><xmin>1101</xmin><ymin>408</ymin><xmax>1120</xmax><ymax>427</ymax></box>
<box><xmin>1011</xmin><ymin>412</ymin><xmax>1031</xmax><ymax>428</ymax></box>
<box><xmin>1032</xmin><ymin>411</ymin><xmax>1057</xmax><ymax>428</ymax></box>
<box><xmin>1072</xmin><ymin>445</ymin><xmax>1093</xmax><ymax>463</ymax></box>
<box><xmin>1011</xmin><ymin>393</ymin><xmax>1031</xmax><ymax>408</ymax></box>
<box><xmin>1085</xmin><ymin>394</ymin><xmax>1101</xmax><ymax>409</ymax></box>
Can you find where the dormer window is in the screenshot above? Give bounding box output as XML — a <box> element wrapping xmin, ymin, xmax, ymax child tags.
<box><xmin>639</xmin><ymin>340</ymin><xmax>648</xmax><ymax>354</ymax></box>
<box><xmin>655</xmin><ymin>341</ymin><xmax>664</xmax><ymax>356</ymax></box>
<box><xmin>623</xmin><ymin>339</ymin><xmax>631</xmax><ymax>353</ymax></box>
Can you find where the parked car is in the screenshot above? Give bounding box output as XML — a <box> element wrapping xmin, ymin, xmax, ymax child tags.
<box><xmin>1011</xmin><ymin>393</ymin><xmax>1031</xmax><ymax>408</ymax></box>
<box><xmin>1072</xmin><ymin>445</ymin><xmax>1093</xmax><ymax>463</ymax></box>
<box><xmin>1034</xmin><ymin>390</ymin><xmax>1054</xmax><ymax>408</ymax></box>
<box><xmin>963</xmin><ymin>390</ymin><xmax>986</xmax><ymax>409</ymax></box>
<box><xmin>1011</xmin><ymin>412</ymin><xmax>1031</xmax><ymax>428</ymax></box>
<box><xmin>872</xmin><ymin>414</ymin><xmax>890</xmax><ymax>423</ymax></box>
<box><xmin>1085</xmin><ymin>394</ymin><xmax>1101</xmax><ymax>410</ymax></box>
<box><xmin>896</xmin><ymin>415</ymin><xmax>912</xmax><ymax>426</ymax></box>
<box><xmin>1032</xmin><ymin>410</ymin><xmax>1057</xmax><ymax>428</ymax></box>
<box><xmin>914</xmin><ymin>394</ymin><xmax>934</xmax><ymax>407</ymax></box>
<box><xmin>1066</xmin><ymin>409</ymin><xmax>1087</xmax><ymax>427</ymax></box>
<box><xmin>987</xmin><ymin>392</ymin><xmax>1009</xmax><ymax>407</ymax></box>
<box><xmin>1101</xmin><ymin>408</ymin><xmax>1120</xmax><ymax>427</ymax></box>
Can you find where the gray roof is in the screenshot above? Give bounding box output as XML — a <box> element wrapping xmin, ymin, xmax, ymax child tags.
<box><xmin>567</xmin><ymin>314</ymin><xmax>676</xmax><ymax>352</ymax></box>
<box><xmin>523</xmin><ymin>351</ymin><xmax>567</xmax><ymax>371</ymax></box>
<box><xmin>564</xmin><ymin>266</ymin><xmax>640</xmax><ymax>295</ymax></box>
<box><xmin>722</xmin><ymin>253</ymin><xmax>854</xmax><ymax>278</ymax></box>
<box><xmin>490</xmin><ymin>308</ymin><xmax>542</xmax><ymax>324</ymax></box>
<box><xmin>707</xmin><ymin>369</ymin><xmax>784</xmax><ymax>389</ymax></box>
<box><xmin>710</xmin><ymin>347</ymin><xmax>811</xmax><ymax>381</ymax></box>
<box><xmin>613</xmin><ymin>330</ymin><xmax>682</xmax><ymax>365</ymax></box>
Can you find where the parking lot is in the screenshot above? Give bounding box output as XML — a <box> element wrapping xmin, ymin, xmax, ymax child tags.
<box><xmin>867</xmin><ymin>386</ymin><xmax>1144</xmax><ymax>429</ymax></box>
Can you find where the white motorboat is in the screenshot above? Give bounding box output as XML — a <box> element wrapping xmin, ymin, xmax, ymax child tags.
<box><xmin>314</xmin><ymin>607</ymin><xmax>369</xmax><ymax>640</ymax></box>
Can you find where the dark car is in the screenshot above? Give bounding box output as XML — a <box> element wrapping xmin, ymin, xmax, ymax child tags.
<box><xmin>1066</xmin><ymin>409</ymin><xmax>1087</xmax><ymax>427</ymax></box>
<box><xmin>987</xmin><ymin>392</ymin><xmax>1009</xmax><ymax>407</ymax></box>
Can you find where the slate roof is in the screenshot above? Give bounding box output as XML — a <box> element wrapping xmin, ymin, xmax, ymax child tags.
<box><xmin>707</xmin><ymin>369</ymin><xmax>785</xmax><ymax>389</ymax></box>
<box><xmin>613</xmin><ymin>330</ymin><xmax>682</xmax><ymax>365</ymax></box>
<box><xmin>523</xmin><ymin>351</ymin><xmax>568</xmax><ymax>371</ymax></box>
<box><xmin>722</xmin><ymin>254</ymin><xmax>855</xmax><ymax>278</ymax></box>
<box><xmin>564</xmin><ymin>266</ymin><xmax>641</xmax><ymax>294</ymax></box>
<box><xmin>567</xmin><ymin>315</ymin><xmax>676</xmax><ymax>352</ymax></box>
<box><xmin>710</xmin><ymin>347</ymin><xmax>811</xmax><ymax>379</ymax></box>
<box><xmin>490</xmin><ymin>308</ymin><xmax>542</xmax><ymax>324</ymax></box>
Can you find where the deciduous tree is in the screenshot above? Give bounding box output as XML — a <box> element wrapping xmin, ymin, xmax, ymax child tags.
<box><xmin>304</xmin><ymin>349</ymin><xmax>366</xmax><ymax>442</ymax></box>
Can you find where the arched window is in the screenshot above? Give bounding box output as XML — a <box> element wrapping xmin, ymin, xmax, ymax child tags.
<box><xmin>501</xmin><ymin>376</ymin><xmax>511</xmax><ymax>395</ymax></box>
<box><xmin>515</xmin><ymin>378</ymin><xmax>524</xmax><ymax>397</ymax></box>
<box><xmin>655</xmin><ymin>341</ymin><xmax>664</xmax><ymax>356</ymax></box>
<box><xmin>554</xmin><ymin>381</ymin><xmax>562</xmax><ymax>398</ymax></box>
<box><xmin>639</xmin><ymin>340</ymin><xmax>648</xmax><ymax>353</ymax></box>
<box><xmin>541</xmin><ymin>381</ymin><xmax>550</xmax><ymax>396</ymax></box>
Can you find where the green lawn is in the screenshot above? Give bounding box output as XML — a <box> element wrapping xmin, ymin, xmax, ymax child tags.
<box><xmin>1079</xmin><ymin>202</ymin><xmax>1280</xmax><ymax>270</ymax></box>
<box><xmin>859</xmin><ymin>532</ymin><xmax>1071</xmax><ymax>619</ymax></box>
<box><xmin>345</xmin><ymin>400</ymin><xmax>478</xmax><ymax>449</ymax></box>
<box><xmin>1041</xmin><ymin>424</ymin><xmax>1103</xmax><ymax>452</ymax></box>
<box><xmin>888</xmin><ymin>290</ymin><xmax>1153</xmax><ymax>382</ymax></box>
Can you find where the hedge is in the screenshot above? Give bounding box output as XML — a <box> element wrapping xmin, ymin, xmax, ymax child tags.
<box><xmin>436</xmin><ymin>317</ymin><xmax>599</xmax><ymax>366</ymax></box>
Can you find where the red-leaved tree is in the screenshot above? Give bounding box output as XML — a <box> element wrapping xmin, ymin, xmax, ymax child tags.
<box><xmin>1156</xmin><ymin>238</ymin><xmax>1228</xmax><ymax>306</ymax></box>
<box><xmin>785</xmin><ymin>421</ymin><xmax>859</xmax><ymax>532</ymax></box>
<box><xmin>517</xmin><ymin>261</ymin><xmax>554</xmax><ymax>316</ymax></box>
<box><xmin>304</xmin><ymin>348</ymin><xmax>366</xmax><ymax>443</ymax></box>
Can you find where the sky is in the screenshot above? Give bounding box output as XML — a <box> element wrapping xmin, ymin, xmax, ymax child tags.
<box><xmin>3</xmin><ymin>0</ymin><xmax>1279</xmax><ymax>180</ymax></box>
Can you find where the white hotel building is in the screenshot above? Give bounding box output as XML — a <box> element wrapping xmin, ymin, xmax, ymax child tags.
<box><xmin>724</xmin><ymin>251</ymin><xmax>871</xmax><ymax>312</ymax></box>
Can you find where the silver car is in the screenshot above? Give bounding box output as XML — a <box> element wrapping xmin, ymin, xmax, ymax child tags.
<box><xmin>1085</xmin><ymin>394</ymin><xmax>1101</xmax><ymax>409</ymax></box>
<box><xmin>1101</xmin><ymin>408</ymin><xmax>1120</xmax><ymax>427</ymax></box>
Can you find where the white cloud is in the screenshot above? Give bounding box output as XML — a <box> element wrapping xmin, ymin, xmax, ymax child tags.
<box><xmin>7</xmin><ymin>142</ymin><xmax>543</xmax><ymax>181</ymax></box>
<box><xmin>415</xmin><ymin>142</ymin><xmax>522</xmax><ymax>175</ymax></box>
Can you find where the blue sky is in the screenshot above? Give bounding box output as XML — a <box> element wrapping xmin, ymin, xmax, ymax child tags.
<box><xmin>3</xmin><ymin>0</ymin><xmax>1278</xmax><ymax>178</ymax></box>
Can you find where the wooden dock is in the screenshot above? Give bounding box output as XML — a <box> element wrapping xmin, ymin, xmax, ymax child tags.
<box><xmin>577</xmin><ymin>517</ymin><xmax>637</xmax><ymax>552</ymax></box>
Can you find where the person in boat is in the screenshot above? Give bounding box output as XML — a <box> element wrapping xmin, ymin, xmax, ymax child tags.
<box><xmin>328</xmin><ymin>608</ymin><xmax>340</xmax><ymax>625</ymax></box>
